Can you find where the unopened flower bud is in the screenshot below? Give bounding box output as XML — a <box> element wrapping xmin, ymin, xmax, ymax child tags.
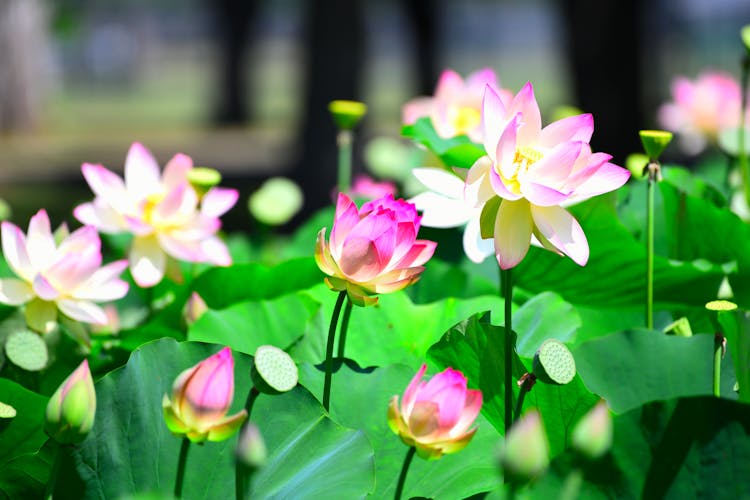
<box><xmin>45</xmin><ymin>359</ymin><xmax>96</xmax><ymax>444</ymax></box>
<box><xmin>499</xmin><ymin>410</ymin><xmax>549</xmax><ymax>484</ymax></box>
<box><xmin>237</xmin><ymin>422</ymin><xmax>267</xmax><ymax>470</ymax></box>
<box><xmin>571</xmin><ymin>400</ymin><xmax>613</xmax><ymax>460</ymax></box>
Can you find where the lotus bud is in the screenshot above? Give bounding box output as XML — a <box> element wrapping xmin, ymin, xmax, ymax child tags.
<box><xmin>183</xmin><ymin>292</ymin><xmax>209</xmax><ymax>326</ymax></box>
<box><xmin>162</xmin><ymin>347</ymin><xmax>247</xmax><ymax>443</ymax></box>
<box><xmin>45</xmin><ymin>359</ymin><xmax>96</xmax><ymax>444</ymax></box>
<box><xmin>388</xmin><ymin>364</ymin><xmax>482</xmax><ymax>460</ymax></box>
<box><xmin>499</xmin><ymin>410</ymin><xmax>549</xmax><ymax>484</ymax></box>
<box><xmin>571</xmin><ymin>400</ymin><xmax>613</xmax><ymax>460</ymax></box>
<box><xmin>237</xmin><ymin>422</ymin><xmax>267</xmax><ymax>470</ymax></box>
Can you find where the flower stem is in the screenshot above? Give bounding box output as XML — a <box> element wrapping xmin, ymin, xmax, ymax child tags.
<box><xmin>513</xmin><ymin>374</ymin><xmax>535</xmax><ymax>422</ymax></box>
<box><xmin>714</xmin><ymin>333</ymin><xmax>724</xmax><ymax>397</ymax></box>
<box><xmin>393</xmin><ymin>446</ymin><xmax>417</xmax><ymax>500</ymax></box>
<box><xmin>235</xmin><ymin>386</ymin><xmax>261</xmax><ymax>500</ymax></box>
<box><xmin>337</xmin><ymin>130</ymin><xmax>353</xmax><ymax>194</ymax></box>
<box><xmin>336</xmin><ymin>297</ymin><xmax>353</xmax><ymax>359</ymax></box>
<box><xmin>558</xmin><ymin>467</ymin><xmax>584</xmax><ymax>500</ymax></box>
<box><xmin>323</xmin><ymin>291</ymin><xmax>347</xmax><ymax>412</ymax></box>
<box><xmin>740</xmin><ymin>54</ymin><xmax>750</xmax><ymax>206</ymax></box>
<box><xmin>43</xmin><ymin>442</ymin><xmax>65</xmax><ymax>500</ymax></box>
<box><xmin>646</xmin><ymin>164</ymin><xmax>657</xmax><ymax>330</ymax></box>
<box><xmin>501</xmin><ymin>268</ymin><xmax>514</xmax><ymax>434</ymax></box>
<box><xmin>174</xmin><ymin>438</ymin><xmax>191</xmax><ymax>498</ymax></box>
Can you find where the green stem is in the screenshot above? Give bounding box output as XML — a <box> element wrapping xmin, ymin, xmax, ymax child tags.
<box><xmin>336</xmin><ymin>297</ymin><xmax>353</xmax><ymax>359</ymax></box>
<box><xmin>43</xmin><ymin>442</ymin><xmax>65</xmax><ymax>500</ymax></box>
<box><xmin>502</xmin><ymin>268</ymin><xmax>514</xmax><ymax>434</ymax></box>
<box><xmin>323</xmin><ymin>291</ymin><xmax>347</xmax><ymax>412</ymax></box>
<box><xmin>646</xmin><ymin>168</ymin><xmax>656</xmax><ymax>330</ymax></box>
<box><xmin>513</xmin><ymin>376</ymin><xmax>532</xmax><ymax>422</ymax></box>
<box><xmin>393</xmin><ymin>446</ymin><xmax>417</xmax><ymax>500</ymax></box>
<box><xmin>174</xmin><ymin>438</ymin><xmax>191</xmax><ymax>499</ymax></box>
<box><xmin>740</xmin><ymin>55</ymin><xmax>750</xmax><ymax>206</ymax></box>
<box><xmin>244</xmin><ymin>386</ymin><xmax>260</xmax><ymax>418</ymax></box>
<box><xmin>558</xmin><ymin>467</ymin><xmax>584</xmax><ymax>500</ymax></box>
<box><xmin>714</xmin><ymin>334</ymin><xmax>723</xmax><ymax>397</ymax></box>
<box><xmin>337</xmin><ymin>130</ymin><xmax>353</xmax><ymax>194</ymax></box>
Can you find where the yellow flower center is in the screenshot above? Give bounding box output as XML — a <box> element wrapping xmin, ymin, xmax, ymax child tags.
<box><xmin>501</xmin><ymin>146</ymin><xmax>543</xmax><ymax>194</ymax></box>
<box><xmin>449</xmin><ymin>106</ymin><xmax>481</xmax><ymax>136</ymax></box>
<box><xmin>141</xmin><ymin>192</ymin><xmax>165</xmax><ymax>226</ymax></box>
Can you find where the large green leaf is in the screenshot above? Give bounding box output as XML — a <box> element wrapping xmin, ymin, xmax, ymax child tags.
<box><xmin>0</xmin><ymin>439</ymin><xmax>55</xmax><ymax>499</ymax></box>
<box><xmin>427</xmin><ymin>313</ymin><xmax>526</xmax><ymax>436</ymax></box>
<box><xmin>659</xmin><ymin>180</ymin><xmax>750</xmax><ymax>306</ymax></box>
<box><xmin>0</xmin><ymin>378</ymin><xmax>49</xmax><ymax>465</ymax></box>
<box><xmin>291</xmin><ymin>285</ymin><xmax>505</xmax><ymax>369</ymax></box>
<box><xmin>528</xmin><ymin>397</ymin><xmax>750</xmax><ymax>499</ymax></box>
<box><xmin>297</xmin><ymin>361</ymin><xmax>501</xmax><ymax>499</ymax></box>
<box><xmin>718</xmin><ymin>307</ymin><xmax>750</xmax><ymax>403</ymax></box>
<box><xmin>191</xmin><ymin>258</ymin><xmax>323</xmax><ymax>309</ymax></box>
<box><xmin>511</xmin><ymin>195</ymin><xmax>730</xmax><ymax>308</ymax></box>
<box><xmin>427</xmin><ymin>314</ymin><xmax>597</xmax><ymax>457</ymax></box>
<box><xmin>188</xmin><ymin>292</ymin><xmax>323</xmax><ymax>354</ymax></box>
<box><xmin>401</xmin><ymin>117</ymin><xmax>486</xmax><ymax>169</ymax></box>
<box><xmin>574</xmin><ymin>329</ymin><xmax>737</xmax><ymax>413</ymax></box>
<box><xmin>55</xmin><ymin>339</ymin><xmax>374</xmax><ymax>499</ymax></box>
<box><xmin>514</xmin><ymin>292</ymin><xmax>581</xmax><ymax>358</ymax></box>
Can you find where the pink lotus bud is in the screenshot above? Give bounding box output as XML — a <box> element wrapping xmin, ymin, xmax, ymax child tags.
<box><xmin>387</xmin><ymin>364</ymin><xmax>482</xmax><ymax>460</ymax></box>
<box><xmin>45</xmin><ymin>359</ymin><xmax>96</xmax><ymax>444</ymax></box>
<box><xmin>315</xmin><ymin>193</ymin><xmax>436</xmax><ymax>306</ymax></box>
<box><xmin>162</xmin><ymin>347</ymin><xmax>247</xmax><ymax>443</ymax></box>
<box><xmin>183</xmin><ymin>292</ymin><xmax>209</xmax><ymax>326</ymax></box>
<box><xmin>350</xmin><ymin>175</ymin><xmax>398</xmax><ymax>201</ymax></box>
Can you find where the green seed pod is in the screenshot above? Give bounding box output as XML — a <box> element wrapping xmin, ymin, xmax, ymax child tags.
<box><xmin>187</xmin><ymin>167</ymin><xmax>222</xmax><ymax>198</ymax></box>
<box><xmin>532</xmin><ymin>339</ymin><xmax>576</xmax><ymax>385</ymax></box>
<box><xmin>250</xmin><ymin>345</ymin><xmax>299</xmax><ymax>395</ymax></box>
<box><xmin>328</xmin><ymin>100</ymin><xmax>368</xmax><ymax>130</ymax></box>
<box><xmin>5</xmin><ymin>329</ymin><xmax>48</xmax><ymax>371</ymax></box>
<box><xmin>639</xmin><ymin>130</ymin><xmax>673</xmax><ymax>162</ymax></box>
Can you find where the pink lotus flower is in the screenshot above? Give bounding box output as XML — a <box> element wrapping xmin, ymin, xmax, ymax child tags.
<box><xmin>0</xmin><ymin>209</ymin><xmax>129</xmax><ymax>333</ymax></box>
<box><xmin>467</xmin><ymin>83</ymin><xmax>630</xmax><ymax>269</ymax></box>
<box><xmin>162</xmin><ymin>347</ymin><xmax>247</xmax><ymax>443</ymax></box>
<box><xmin>315</xmin><ymin>193</ymin><xmax>436</xmax><ymax>306</ymax></box>
<box><xmin>350</xmin><ymin>174</ymin><xmax>398</xmax><ymax>201</ymax></box>
<box><xmin>403</xmin><ymin>68</ymin><xmax>513</xmax><ymax>142</ymax></box>
<box><xmin>658</xmin><ymin>71</ymin><xmax>745</xmax><ymax>155</ymax></box>
<box><xmin>45</xmin><ymin>359</ymin><xmax>97</xmax><ymax>444</ymax></box>
<box><xmin>74</xmin><ymin>142</ymin><xmax>239</xmax><ymax>287</ymax></box>
<box><xmin>388</xmin><ymin>364</ymin><xmax>482</xmax><ymax>460</ymax></box>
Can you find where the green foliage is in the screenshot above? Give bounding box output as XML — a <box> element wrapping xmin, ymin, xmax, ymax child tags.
<box><xmin>401</xmin><ymin>117</ymin><xmax>485</xmax><ymax>169</ymax></box>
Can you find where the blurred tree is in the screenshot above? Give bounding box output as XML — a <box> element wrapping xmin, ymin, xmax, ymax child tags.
<box><xmin>0</xmin><ymin>0</ymin><xmax>52</xmax><ymax>132</ymax></box>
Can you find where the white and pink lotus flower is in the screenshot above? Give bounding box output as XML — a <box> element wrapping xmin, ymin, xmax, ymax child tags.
<box><xmin>403</xmin><ymin>68</ymin><xmax>513</xmax><ymax>143</ymax></box>
<box><xmin>74</xmin><ymin>142</ymin><xmax>239</xmax><ymax>287</ymax></box>
<box><xmin>413</xmin><ymin>83</ymin><xmax>631</xmax><ymax>269</ymax></box>
<box><xmin>0</xmin><ymin>209</ymin><xmax>129</xmax><ymax>333</ymax></box>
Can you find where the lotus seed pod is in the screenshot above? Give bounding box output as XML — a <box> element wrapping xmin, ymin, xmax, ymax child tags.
<box><xmin>532</xmin><ymin>339</ymin><xmax>576</xmax><ymax>385</ymax></box>
<box><xmin>5</xmin><ymin>330</ymin><xmax>48</xmax><ymax>371</ymax></box>
<box><xmin>187</xmin><ymin>167</ymin><xmax>222</xmax><ymax>198</ymax></box>
<box><xmin>639</xmin><ymin>130</ymin><xmax>673</xmax><ymax>161</ymax></box>
<box><xmin>328</xmin><ymin>100</ymin><xmax>368</xmax><ymax>130</ymax></box>
<box><xmin>625</xmin><ymin>153</ymin><xmax>648</xmax><ymax>180</ymax></box>
<box><xmin>499</xmin><ymin>410</ymin><xmax>549</xmax><ymax>484</ymax></box>
<box><xmin>0</xmin><ymin>401</ymin><xmax>16</xmax><ymax>419</ymax></box>
<box><xmin>237</xmin><ymin>422</ymin><xmax>267</xmax><ymax>470</ymax></box>
<box><xmin>248</xmin><ymin>177</ymin><xmax>304</xmax><ymax>226</ymax></box>
<box><xmin>663</xmin><ymin>317</ymin><xmax>693</xmax><ymax>337</ymax></box>
<box><xmin>250</xmin><ymin>345</ymin><xmax>299</xmax><ymax>395</ymax></box>
<box><xmin>705</xmin><ymin>300</ymin><xmax>738</xmax><ymax>312</ymax></box>
<box><xmin>571</xmin><ymin>400</ymin><xmax>613</xmax><ymax>460</ymax></box>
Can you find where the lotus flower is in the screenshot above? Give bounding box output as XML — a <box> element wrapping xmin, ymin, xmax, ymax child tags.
<box><xmin>350</xmin><ymin>174</ymin><xmax>398</xmax><ymax>201</ymax></box>
<box><xmin>315</xmin><ymin>193</ymin><xmax>436</xmax><ymax>306</ymax></box>
<box><xmin>467</xmin><ymin>83</ymin><xmax>630</xmax><ymax>269</ymax></box>
<box><xmin>408</xmin><ymin>167</ymin><xmax>494</xmax><ymax>263</ymax></box>
<box><xmin>658</xmin><ymin>71</ymin><xmax>745</xmax><ymax>155</ymax></box>
<box><xmin>162</xmin><ymin>347</ymin><xmax>247</xmax><ymax>443</ymax></box>
<box><xmin>0</xmin><ymin>209</ymin><xmax>129</xmax><ymax>333</ymax></box>
<box><xmin>74</xmin><ymin>142</ymin><xmax>239</xmax><ymax>287</ymax></box>
<box><xmin>45</xmin><ymin>359</ymin><xmax>97</xmax><ymax>444</ymax></box>
<box><xmin>388</xmin><ymin>364</ymin><xmax>482</xmax><ymax>460</ymax></box>
<box><xmin>403</xmin><ymin>68</ymin><xmax>513</xmax><ymax>142</ymax></box>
